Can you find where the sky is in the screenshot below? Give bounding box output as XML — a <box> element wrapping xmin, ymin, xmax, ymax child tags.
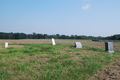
<box><xmin>0</xmin><ymin>0</ymin><xmax>120</xmax><ymax>37</ymax></box>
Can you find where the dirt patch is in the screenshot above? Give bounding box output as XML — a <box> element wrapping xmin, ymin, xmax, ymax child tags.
<box><xmin>0</xmin><ymin>45</ymin><xmax>5</xmax><ymax>48</ymax></box>
<box><xmin>21</xmin><ymin>54</ymin><xmax>49</xmax><ymax>63</ymax></box>
<box><xmin>0</xmin><ymin>45</ymin><xmax>24</xmax><ymax>48</ymax></box>
<box><xmin>22</xmin><ymin>54</ymin><xmax>37</xmax><ymax>62</ymax></box>
<box><xmin>89</xmin><ymin>61</ymin><xmax>120</xmax><ymax>80</ymax></box>
<box><xmin>8</xmin><ymin>45</ymin><xmax>24</xmax><ymax>48</ymax></box>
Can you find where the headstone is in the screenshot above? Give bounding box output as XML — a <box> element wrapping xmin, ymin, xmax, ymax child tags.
<box><xmin>105</xmin><ymin>42</ymin><xmax>114</xmax><ymax>53</ymax></box>
<box><xmin>52</xmin><ymin>38</ymin><xmax>55</xmax><ymax>45</ymax></box>
<box><xmin>5</xmin><ymin>42</ymin><xmax>8</xmax><ymax>48</ymax></box>
<box><xmin>74</xmin><ymin>42</ymin><xmax>82</xmax><ymax>48</ymax></box>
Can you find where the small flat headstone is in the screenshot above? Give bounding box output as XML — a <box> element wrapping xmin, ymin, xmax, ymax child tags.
<box><xmin>5</xmin><ymin>42</ymin><xmax>8</xmax><ymax>48</ymax></box>
<box><xmin>52</xmin><ymin>38</ymin><xmax>56</xmax><ymax>45</ymax></box>
<box><xmin>105</xmin><ymin>42</ymin><xmax>114</xmax><ymax>53</ymax></box>
<box><xmin>74</xmin><ymin>42</ymin><xmax>82</xmax><ymax>48</ymax></box>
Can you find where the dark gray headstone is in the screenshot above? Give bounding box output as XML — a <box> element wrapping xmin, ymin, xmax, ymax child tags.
<box><xmin>105</xmin><ymin>42</ymin><xmax>114</xmax><ymax>53</ymax></box>
<box><xmin>74</xmin><ymin>42</ymin><xmax>82</xmax><ymax>48</ymax></box>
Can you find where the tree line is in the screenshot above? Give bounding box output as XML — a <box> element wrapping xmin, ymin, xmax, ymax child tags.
<box><xmin>0</xmin><ymin>32</ymin><xmax>120</xmax><ymax>40</ymax></box>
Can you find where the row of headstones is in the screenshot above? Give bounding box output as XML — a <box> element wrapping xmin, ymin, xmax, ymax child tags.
<box><xmin>4</xmin><ymin>38</ymin><xmax>56</xmax><ymax>48</ymax></box>
<box><xmin>4</xmin><ymin>38</ymin><xmax>114</xmax><ymax>53</ymax></box>
<box><xmin>74</xmin><ymin>42</ymin><xmax>114</xmax><ymax>53</ymax></box>
<box><xmin>52</xmin><ymin>38</ymin><xmax>114</xmax><ymax>53</ymax></box>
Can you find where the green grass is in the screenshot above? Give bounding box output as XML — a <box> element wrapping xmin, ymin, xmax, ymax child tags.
<box><xmin>76</xmin><ymin>53</ymin><xmax>81</xmax><ymax>55</ymax></box>
<box><xmin>48</xmin><ymin>57</ymin><xmax>59</xmax><ymax>63</ymax></box>
<box><xmin>83</xmin><ymin>45</ymin><xmax>104</xmax><ymax>51</ymax></box>
<box><xmin>0</xmin><ymin>43</ymin><xmax>119</xmax><ymax>80</ymax></box>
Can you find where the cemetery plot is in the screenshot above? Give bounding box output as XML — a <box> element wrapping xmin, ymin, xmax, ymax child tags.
<box><xmin>0</xmin><ymin>39</ymin><xmax>120</xmax><ymax>80</ymax></box>
<box><xmin>0</xmin><ymin>39</ymin><xmax>119</xmax><ymax>50</ymax></box>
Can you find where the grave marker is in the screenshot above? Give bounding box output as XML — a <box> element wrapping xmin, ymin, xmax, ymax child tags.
<box><xmin>52</xmin><ymin>38</ymin><xmax>56</xmax><ymax>45</ymax></box>
<box><xmin>5</xmin><ymin>42</ymin><xmax>8</xmax><ymax>48</ymax></box>
<box><xmin>74</xmin><ymin>42</ymin><xmax>82</xmax><ymax>48</ymax></box>
<box><xmin>105</xmin><ymin>42</ymin><xmax>114</xmax><ymax>53</ymax></box>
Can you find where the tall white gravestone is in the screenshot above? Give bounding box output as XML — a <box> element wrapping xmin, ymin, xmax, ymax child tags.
<box><xmin>5</xmin><ymin>42</ymin><xmax>8</xmax><ymax>48</ymax></box>
<box><xmin>52</xmin><ymin>38</ymin><xmax>56</xmax><ymax>45</ymax></box>
<box><xmin>74</xmin><ymin>42</ymin><xmax>82</xmax><ymax>48</ymax></box>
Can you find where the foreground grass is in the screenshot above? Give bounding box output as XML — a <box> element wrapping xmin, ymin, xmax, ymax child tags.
<box><xmin>0</xmin><ymin>43</ymin><xmax>120</xmax><ymax>80</ymax></box>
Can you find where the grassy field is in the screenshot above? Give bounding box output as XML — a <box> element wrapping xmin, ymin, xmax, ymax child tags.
<box><xmin>0</xmin><ymin>39</ymin><xmax>120</xmax><ymax>80</ymax></box>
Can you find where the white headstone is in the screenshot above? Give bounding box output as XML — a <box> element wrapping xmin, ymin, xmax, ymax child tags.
<box><xmin>5</xmin><ymin>42</ymin><xmax>8</xmax><ymax>48</ymax></box>
<box><xmin>52</xmin><ymin>38</ymin><xmax>56</xmax><ymax>45</ymax></box>
<box><xmin>74</xmin><ymin>42</ymin><xmax>82</xmax><ymax>48</ymax></box>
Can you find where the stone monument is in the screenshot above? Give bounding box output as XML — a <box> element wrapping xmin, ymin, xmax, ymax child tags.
<box><xmin>5</xmin><ymin>42</ymin><xmax>8</xmax><ymax>48</ymax></box>
<box><xmin>105</xmin><ymin>42</ymin><xmax>114</xmax><ymax>53</ymax></box>
<box><xmin>52</xmin><ymin>38</ymin><xmax>56</xmax><ymax>45</ymax></box>
<box><xmin>74</xmin><ymin>42</ymin><xmax>82</xmax><ymax>48</ymax></box>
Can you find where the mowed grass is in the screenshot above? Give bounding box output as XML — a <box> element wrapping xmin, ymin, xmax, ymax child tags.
<box><xmin>0</xmin><ymin>43</ymin><xmax>120</xmax><ymax>80</ymax></box>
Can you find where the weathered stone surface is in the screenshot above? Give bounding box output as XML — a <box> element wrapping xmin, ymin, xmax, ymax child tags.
<box><xmin>74</xmin><ymin>42</ymin><xmax>82</xmax><ymax>48</ymax></box>
<box><xmin>52</xmin><ymin>38</ymin><xmax>56</xmax><ymax>45</ymax></box>
<box><xmin>105</xmin><ymin>42</ymin><xmax>114</xmax><ymax>53</ymax></box>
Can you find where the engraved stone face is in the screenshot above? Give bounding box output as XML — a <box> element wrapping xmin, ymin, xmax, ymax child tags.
<box><xmin>105</xmin><ymin>42</ymin><xmax>114</xmax><ymax>53</ymax></box>
<box><xmin>74</xmin><ymin>42</ymin><xmax>82</xmax><ymax>48</ymax></box>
